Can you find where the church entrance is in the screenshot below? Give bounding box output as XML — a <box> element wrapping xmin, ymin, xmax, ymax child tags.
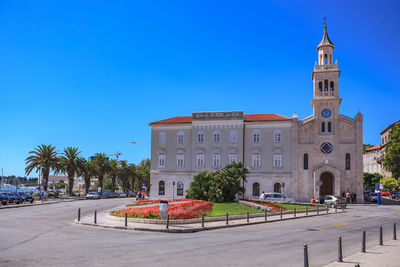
<box><xmin>320</xmin><ymin>172</ymin><xmax>334</xmax><ymax>196</ymax></box>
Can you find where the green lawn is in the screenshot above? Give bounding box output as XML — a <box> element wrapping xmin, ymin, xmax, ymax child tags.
<box><xmin>207</xmin><ymin>202</ymin><xmax>264</xmax><ymax>217</ymax></box>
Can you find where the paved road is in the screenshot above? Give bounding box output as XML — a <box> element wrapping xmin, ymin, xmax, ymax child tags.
<box><xmin>0</xmin><ymin>199</ymin><xmax>399</xmax><ymax>267</ymax></box>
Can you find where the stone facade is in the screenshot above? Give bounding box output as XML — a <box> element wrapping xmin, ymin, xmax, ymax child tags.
<box><xmin>149</xmin><ymin>23</ymin><xmax>364</xmax><ymax>203</ymax></box>
<box><xmin>363</xmin><ymin>145</ymin><xmax>383</xmax><ymax>175</ymax></box>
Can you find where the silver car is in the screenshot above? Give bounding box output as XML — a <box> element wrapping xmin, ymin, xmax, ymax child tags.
<box><xmin>323</xmin><ymin>195</ymin><xmax>347</xmax><ymax>208</ymax></box>
<box><xmin>86</xmin><ymin>192</ymin><xmax>100</xmax><ymax>199</ymax></box>
<box><xmin>265</xmin><ymin>192</ymin><xmax>295</xmax><ymax>202</ymax></box>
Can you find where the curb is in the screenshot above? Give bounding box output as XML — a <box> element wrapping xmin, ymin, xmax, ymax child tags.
<box><xmin>0</xmin><ymin>199</ymin><xmax>79</xmax><ymax>210</ymax></box>
<box><xmin>74</xmin><ymin>210</ymin><xmax>347</xmax><ymax>233</ymax></box>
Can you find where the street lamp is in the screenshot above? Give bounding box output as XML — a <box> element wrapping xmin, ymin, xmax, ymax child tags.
<box><xmin>172</xmin><ymin>181</ymin><xmax>175</xmax><ymax>201</ymax></box>
<box><xmin>130</xmin><ymin>141</ymin><xmax>150</xmax><ymax>151</ymax></box>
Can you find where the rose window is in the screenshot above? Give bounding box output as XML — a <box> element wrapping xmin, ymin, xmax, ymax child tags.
<box><xmin>320</xmin><ymin>142</ymin><xmax>333</xmax><ymax>154</ymax></box>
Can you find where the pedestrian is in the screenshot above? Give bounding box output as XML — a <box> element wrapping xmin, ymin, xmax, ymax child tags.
<box><xmin>311</xmin><ymin>197</ymin><xmax>316</xmax><ymax>204</ymax></box>
<box><xmin>353</xmin><ymin>193</ymin><xmax>357</xmax><ymax>204</ymax></box>
<box><xmin>259</xmin><ymin>191</ymin><xmax>265</xmax><ymax>200</ymax></box>
<box><xmin>345</xmin><ymin>191</ymin><xmax>351</xmax><ymax>204</ymax></box>
<box><xmin>142</xmin><ymin>191</ymin><xmax>146</xmax><ymax>200</ymax></box>
<box><xmin>350</xmin><ymin>192</ymin><xmax>355</xmax><ymax>204</ymax></box>
<box><xmin>39</xmin><ymin>191</ymin><xmax>42</xmax><ymax>200</ymax></box>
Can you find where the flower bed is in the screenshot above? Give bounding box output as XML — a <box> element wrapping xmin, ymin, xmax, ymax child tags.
<box><xmin>127</xmin><ymin>198</ymin><xmax>190</xmax><ymax>207</ymax></box>
<box><xmin>113</xmin><ymin>199</ymin><xmax>213</xmax><ymax>220</ymax></box>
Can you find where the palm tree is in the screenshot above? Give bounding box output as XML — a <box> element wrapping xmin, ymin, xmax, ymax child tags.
<box><xmin>25</xmin><ymin>144</ymin><xmax>59</xmax><ymax>192</ymax></box>
<box><xmin>78</xmin><ymin>159</ymin><xmax>97</xmax><ymax>195</ymax></box>
<box><xmin>128</xmin><ymin>163</ymin><xmax>138</xmax><ymax>194</ymax></box>
<box><xmin>58</xmin><ymin>147</ymin><xmax>83</xmax><ymax>195</ymax></box>
<box><xmin>118</xmin><ymin>160</ymin><xmax>130</xmax><ymax>193</ymax></box>
<box><xmin>109</xmin><ymin>159</ymin><xmax>119</xmax><ymax>192</ymax></box>
<box><xmin>93</xmin><ymin>153</ymin><xmax>110</xmax><ymax>194</ymax></box>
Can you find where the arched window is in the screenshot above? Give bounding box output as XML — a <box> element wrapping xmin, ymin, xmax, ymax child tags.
<box><xmin>330</xmin><ymin>81</ymin><xmax>334</xmax><ymax>91</ymax></box>
<box><xmin>158</xmin><ymin>181</ymin><xmax>165</xmax><ymax>196</ymax></box>
<box><xmin>252</xmin><ymin>182</ymin><xmax>260</xmax><ymax>197</ymax></box>
<box><xmin>177</xmin><ymin>181</ymin><xmax>184</xmax><ymax>196</ymax></box>
<box><xmin>213</xmin><ymin>130</ymin><xmax>221</xmax><ymax>144</ymax></box>
<box><xmin>319</xmin><ymin>82</ymin><xmax>323</xmax><ymax>92</ymax></box>
<box><xmin>252</xmin><ymin>130</ymin><xmax>260</xmax><ymax>143</ymax></box>
<box><xmin>330</xmin><ymin>54</ymin><xmax>332</xmax><ymax>64</ymax></box>
<box><xmin>303</xmin><ymin>153</ymin><xmax>308</xmax><ymax>170</ymax></box>
<box><xmin>321</xmin><ymin>122</ymin><xmax>325</xmax><ymax>133</ymax></box>
<box><xmin>159</xmin><ymin>132</ymin><xmax>166</xmax><ymax>145</ymax></box>
<box><xmin>274</xmin><ymin>129</ymin><xmax>282</xmax><ymax>143</ymax></box>
<box><xmin>328</xmin><ymin>122</ymin><xmax>332</xmax><ymax>133</ymax></box>
<box><xmin>229</xmin><ymin>130</ymin><xmax>238</xmax><ymax>144</ymax></box>
<box><xmin>274</xmin><ymin>183</ymin><xmax>281</xmax><ymax>193</ymax></box>
<box><xmin>177</xmin><ymin>131</ymin><xmax>184</xmax><ymax>144</ymax></box>
<box><xmin>345</xmin><ymin>153</ymin><xmax>351</xmax><ymax>170</ymax></box>
<box><xmin>324</xmin><ymin>54</ymin><xmax>327</xmax><ymax>65</ymax></box>
<box><xmin>324</xmin><ymin>79</ymin><xmax>328</xmax><ymax>91</ymax></box>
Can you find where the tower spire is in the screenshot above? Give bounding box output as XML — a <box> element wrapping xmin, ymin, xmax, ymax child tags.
<box><xmin>317</xmin><ymin>20</ymin><xmax>334</xmax><ymax>50</ymax></box>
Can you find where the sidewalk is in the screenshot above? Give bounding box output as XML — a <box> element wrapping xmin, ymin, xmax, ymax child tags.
<box><xmin>323</xmin><ymin>239</ymin><xmax>400</xmax><ymax>267</ymax></box>
<box><xmin>75</xmin><ymin>206</ymin><xmax>346</xmax><ymax>233</ymax></box>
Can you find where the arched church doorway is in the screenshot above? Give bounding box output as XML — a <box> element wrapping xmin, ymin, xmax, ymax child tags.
<box><xmin>274</xmin><ymin>183</ymin><xmax>281</xmax><ymax>193</ymax></box>
<box><xmin>320</xmin><ymin>172</ymin><xmax>333</xmax><ymax>196</ymax></box>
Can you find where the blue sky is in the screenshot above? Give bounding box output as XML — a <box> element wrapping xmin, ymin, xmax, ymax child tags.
<box><xmin>0</xmin><ymin>1</ymin><xmax>399</xmax><ymax>177</ymax></box>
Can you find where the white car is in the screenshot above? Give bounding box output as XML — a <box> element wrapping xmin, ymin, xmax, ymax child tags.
<box><xmin>264</xmin><ymin>192</ymin><xmax>295</xmax><ymax>202</ymax></box>
<box><xmin>86</xmin><ymin>192</ymin><xmax>100</xmax><ymax>199</ymax></box>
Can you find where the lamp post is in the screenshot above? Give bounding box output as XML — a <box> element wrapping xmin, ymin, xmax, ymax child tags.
<box><xmin>172</xmin><ymin>181</ymin><xmax>175</xmax><ymax>201</ymax></box>
<box><xmin>130</xmin><ymin>141</ymin><xmax>150</xmax><ymax>151</ymax></box>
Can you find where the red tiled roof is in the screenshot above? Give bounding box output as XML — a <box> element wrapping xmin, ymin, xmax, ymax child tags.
<box><xmin>365</xmin><ymin>145</ymin><xmax>381</xmax><ymax>152</ymax></box>
<box><xmin>150</xmin><ymin>113</ymin><xmax>290</xmax><ymax>125</ymax></box>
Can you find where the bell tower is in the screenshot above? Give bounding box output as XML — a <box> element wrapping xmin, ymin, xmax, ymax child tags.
<box><xmin>311</xmin><ymin>22</ymin><xmax>341</xmax><ymax>130</ymax></box>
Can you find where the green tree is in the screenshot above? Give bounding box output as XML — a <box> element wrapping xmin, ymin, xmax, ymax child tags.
<box><xmin>55</xmin><ymin>180</ymin><xmax>66</xmax><ymax>190</ymax></box>
<box><xmin>128</xmin><ymin>163</ymin><xmax>138</xmax><ymax>193</ymax></box>
<box><xmin>383</xmin><ymin>122</ymin><xmax>400</xmax><ymax>179</ymax></box>
<box><xmin>136</xmin><ymin>158</ymin><xmax>150</xmax><ymax>191</ymax></box>
<box><xmin>92</xmin><ymin>153</ymin><xmax>110</xmax><ymax>194</ymax></box>
<box><xmin>118</xmin><ymin>160</ymin><xmax>130</xmax><ymax>192</ymax></box>
<box><xmin>25</xmin><ymin>144</ymin><xmax>59</xmax><ymax>192</ymax></box>
<box><xmin>363</xmin><ymin>172</ymin><xmax>383</xmax><ymax>187</ymax></box>
<box><xmin>103</xmin><ymin>178</ymin><xmax>113</xmax><ymax>191</ymax></box>
<box><xmin>58</xmin><ymin>147</ymin><xmax>83</xmax><ymax>195</ymax></box>
<box><xmin>186</xmin><ymin>172</ymin><xmax>213</xmax><ymax>200</ymax></box>
<box><xmin>78</xmin><ymin>160</ymin><xmax>97</xmax><ymax>194</ymax></box>
<box><xmin>380</xmin><ymin>177</ymin><xmax>398</xmax><ymax>191</ymax></box>
<box><xmin>108</xmin><ymin>159</ymin><xmax>119</xmax><ymax>192</ymax></box>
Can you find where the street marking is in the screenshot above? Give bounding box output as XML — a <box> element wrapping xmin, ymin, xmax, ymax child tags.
<box><xmin>313</xmin><ymin>222</ymin><xmax>348</xmax><ymax>230</ymax></box>
<box><xmin>394</xmin><ymin>210</ymin><xmax>400</xmax><ymax>214</ymax></box>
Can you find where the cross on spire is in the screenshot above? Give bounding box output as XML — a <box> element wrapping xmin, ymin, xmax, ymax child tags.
<box><xmin>323</xmin><ymin>17</ymin><xmax>327</xmax><ymax>25</ymax></box>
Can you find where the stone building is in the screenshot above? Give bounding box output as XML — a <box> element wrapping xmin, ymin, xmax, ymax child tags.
<box><xmin>363</xmin><ymin>145</ymin><xmax>383</xmax><ymax>175</ymax></box>
<box><xmin>149</xmin><ymin>23</ymin><xmax>364</xmax><ymax>202</ymax></box>
<box><xmin>377</xmin><ymin>120</ymin><xmax>400</xmax><ymax>178</ymax></box>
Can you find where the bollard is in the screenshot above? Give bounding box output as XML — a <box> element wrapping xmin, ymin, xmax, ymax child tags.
<box><xmin>326</xmin><ymin>206</ymin><xmax>329</xmax><ymax>214</ymax></box>
<box><xmin>280</xmin><ymin>208</ymin><xmax>283</xmax><ymax>219</ymax></box>
<box><xmin>338</xmin><ymin>237</ymin><xmax>343</xmax><ymax>262</ymax></box>
<box><xmin>201</xmin><ymin>214</ymin><xmax>204</xmax><ymax>228</ymax></box>
<box><xmin>125</xmin><ymin>211</ymin><xmax>128</xmax><ymax>227</ymax></box>
<box><xmin>247</xmin><ymin>211</ymin><xmax>249</xmax><ymax>223</ymax></box>
<box><xmin>303</xmin><ymin>244</ymin><xmax>309</xmax><ymax>267</ymax></box>
<box><xmin>78</xmin><ymin>208</ymin><xmax>81</xmax><ymax>222</ymax></box>
<box><xmin>264</xmin><ymin>210</ymin><xmax>267</xmax><ymax>221</ymax></box>
<box><xmin>294</xmin><ymin>208</ymin><xmax>296</xmax><ymax>217</ymax></box>
<box><xmin>379</xmin><ymin>226</ymin><xmax>383</xmax><ymax>245</ymax></box>
<box><xmin>166</xmin><ymin>215</ymin><xmax>169</xmax><ymax>229</ymax></box>
<box><xmin>342</xmin><ymin>204</ymin><xmax>344</xmax><ymax>212</ymax></box>
<box><xmin>394</xmin><ymin>222</ymin><xmax>397</xmax><ymax>240</ymax></box>
<box><xmin>226</xmin><ymin>212</ymin><xmax>229</xmax><ymax>225</ymax></box>
<box><xmin>306</xmin><ymin>206</ymin><xmax>308</xmax><ymax>216</ymax></box>
<box><xmin>335</xmin><ymin>205</ymin><xmax>337</xmax><ymax>213</ymax></box>
<box><xmin>362</xmin><ymin>230</ymin><xmax>366</xmax><ymax>253</ymax></box>
<box><xmin>317</xmin><ymin>206</ymin><xmax>319</xmax><ymax>215</ymax></box>
<box><xmin>94</xmin><ymin>210</ymin><xmax>97</xmax><ymax>224</ymax></box>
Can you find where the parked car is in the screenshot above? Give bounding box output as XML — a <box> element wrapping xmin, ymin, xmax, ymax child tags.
<box><xmin>17</xmin><ymin>192</ymin><xmax>34</xmax><ymax>203</ymax></box>
<box><xmin>86</xmin><ymin>192</ymin><xmax>100</xmax><ymax>199</ymax></box>
<box><xmin>118</xmin><ymin>192</ymin><xmax>127</xmax><ymax>198</ymax></box>
<box><xmin>317</xmin><ymin>195</ymin><xmax>326</xmax><ymax>204</ymax></box>
<box><xmin>264</xmin><ymin>192</ymin><xmax>295</xmax><ymax>202</ymax></box>
<box><xmin>321</xmin><ymin>195</ymin><xmax>347</xmax><ymax>208</ymax></box>
<box><xmin>0</xmin><ymin>193</ymin><xmax>8</xmax><ymax>205</ymax></box>
<box><xmin>368</xmin><ymin>192</ymin><xmax>378</xmax><ymax>202</ymax></box>
<box><xmin>3</xmin><ymin>192</ymin><xmax>23</xmax><ymax>204</ymax></box>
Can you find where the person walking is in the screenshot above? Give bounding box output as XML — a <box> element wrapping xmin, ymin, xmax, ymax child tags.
<box><xmin>259</xmin><ymin>191</ymin><xmax>265</xmax><ymax>200</ymax></box>
<box><xmin>345</xmin><ymin>191</ymin><xmax>351</xmax><ymax>204</ymax></box>
<box><xmin>311</xmin><ymin>197</ymin><xmax>316</xmax><ymax>204</ymax></box>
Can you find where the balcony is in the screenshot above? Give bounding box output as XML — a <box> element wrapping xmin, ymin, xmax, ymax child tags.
<box><xmin>314</xmin><ymin>64</ymin><xmax>338</xmax><ymax>71</ymax></box>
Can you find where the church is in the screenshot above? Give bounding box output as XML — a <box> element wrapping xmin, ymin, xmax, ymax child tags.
<box><xmin>149</xmin><ymin>23</ymin><xmax>364</xmax><ymax>203</ymax></box>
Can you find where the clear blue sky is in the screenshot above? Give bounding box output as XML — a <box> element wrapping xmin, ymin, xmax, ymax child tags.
<box><xmin>1</xmin><ymin>1</ymin><xmax>399</xmax><ymax>177</ymax></box>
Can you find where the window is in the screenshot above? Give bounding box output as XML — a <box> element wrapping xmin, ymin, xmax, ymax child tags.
<box><xmin>252</xmin><ymin>130</ymin><xmax>260</xmax><ymax>143</ymax></box>
<box><xmin>274</xmin><ymin>183</ymin><xmax>281</xmax><ymax>193</ymax></box>
<box><xmin>213</xmin><ymin>154</ymin><xmax>221</xmax><ymax>168</ymax></box>
<box><xmin>159</xmin><ymin>132</ymin><xmax>166</xmax><ymax>145</ymax></box>
<box><xmin>213</xmin><ymin>130</ymin><xmax>220</xmax><ymax>144</ymax></box>
<box><xmin>319</xmin><ymin>82</ymin><xmax>323</xmax><ymax>92</ymax></box>
<box><xmin>345</xmin><ymin>153</ymin><xmax>351</xmax><ymax>170</ymax></box>
<box><xmin>158</xmin><ymin>181</ymin><xmax>165</xmax><ymax>196</ymax></box>
<box><xmin>177</xmin><ymin>181</ymin><xmax>184</xmax><ymax>196</ymax></box>
<box><xmin>158</xmin><ymin>154</ymin><xmax>166</xmax><ymax>167</ymax></box>
<box><xmin>328</xmin><ymin>122</ymin><xmax>332</xmax><ymax>133</ymax></box>
<box><xmin>320</xmin><ymin>142</ymin><xmax>334</xmax><ymax>154</ymax></box>
<box><xmin>273</xmin><ymin>154</ymin><xmax>282</xmax><ymax>168</ymax></box>
<box><xmin>197</xmin><ymin>131</ymin><xmax>204</xmax><ymax>144</ymax></box>
<box><xmin>252</xmin><ymin>182</ymin><xmax>260</xmax><ymax>197</ymax></box>
<box><xmin>177</xmin><ymin>131</ymin><xmax>184</xmax><ymax>144</ymax></box>
<box><xmin>176</xmin><ymin>154</ymin><xmax>184</xmax><ymax>167</ymax></box>
<box><xmin>303</xmin><ymin>153</ymin><xmax>308</xmax><ymax>170</ymax></box>
<box><xmin>330</xmin><ymin>81</ymin><xmax>334</xmax><ymax>92</ymax></box>
<box><xmin>324</xmin><ymin>79</ymin><xmax>328</xmax><ymax>91</ymax></box>
<box><xmin>274</xmin><ymin>129</ymin><xmax>282</xmax><ymax>143</ymax></box>
<box><xmin>229</xmin><ymin>130</ymin><xmax>238</xmax><ymax>144</ymax></box>
<box><xmin>196</xmin><ymin>154</ymin><xmax>204</xmax><ymax>167</ymax></box>
<box><xmin>321</xmin><ymin>122</ymin><xmax>325</xmax><ymax>133</ymax></box>
<box><xmin>324</xmin><ymin>54</ymin><xmax>327</xmax><ymax>65</ymax></box>
<box><xmin>229</xmin><ymin>154</ymin><xmax>237</xmax><ymax>164</ymax></box>
<box><xmin>252</xmin><ymin>154</ymin><xmax>261</xmax><ymax>168</ymax></box>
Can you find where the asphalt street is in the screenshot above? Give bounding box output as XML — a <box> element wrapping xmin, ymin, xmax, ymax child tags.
<box><xmin>0</xmin><ymin>199</ymin><xmax>399</xmax><ymax>267</ymax></box>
